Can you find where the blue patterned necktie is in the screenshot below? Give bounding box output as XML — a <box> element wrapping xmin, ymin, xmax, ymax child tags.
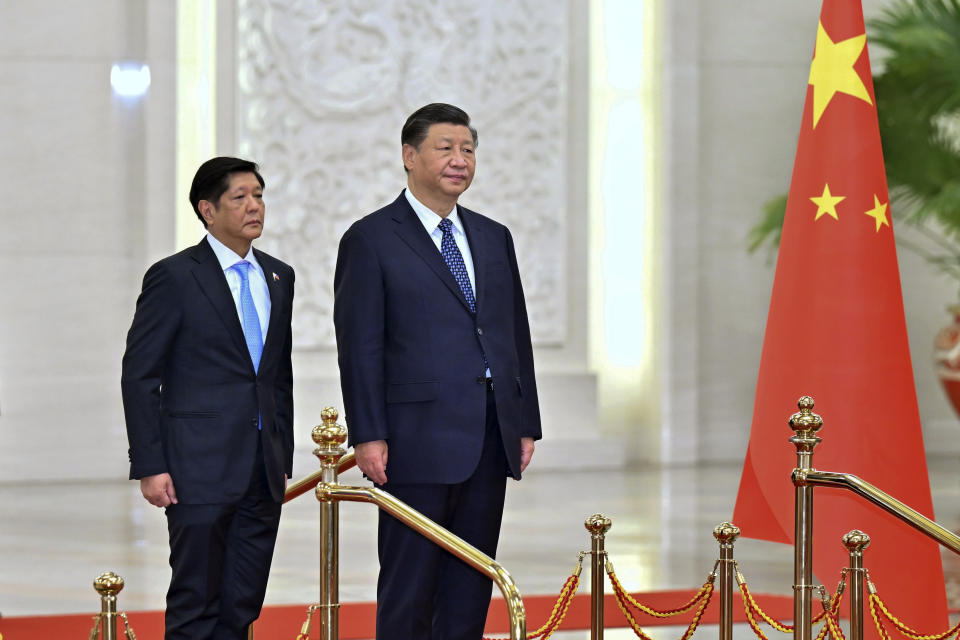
<box><xmin>231</xmin><ymin>261</ymin><xmax>263</xmax><ymax>373</ymax></box>
<box><xmin>438</xmin><ymin>218</ymin><xmax>476</xmax><ymax>312</ymax></box>
<box><xmin>438</xmin><ymin>218</ymin><xmax>489</xmax><ymax>374</ymax></box>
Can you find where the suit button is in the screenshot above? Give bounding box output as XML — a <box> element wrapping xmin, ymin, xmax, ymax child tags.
<box><xmin>476</xmin><ymin>376</ymin><xmax>486</xmax><ymax>384</ymax></box>
<box><xmin>251</xmin><ymin>418</ymin><xmax>258</xmax><ymax>427</ymax></box>
<box><xmin>476</xmin><ymin>327</ymin><xmax>484</xmax><ymax>336</ymax></box>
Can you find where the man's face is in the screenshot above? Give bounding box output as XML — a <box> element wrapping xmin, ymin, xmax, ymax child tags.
<box><xmin>201</xmin><ymin>172</ymin><xmax>265</xmax><ymax>249</ymax></box>
<box><xmin>404</xmin><ymin>123</ymin><xmax>476</xmax><ymax>206</ymax></box>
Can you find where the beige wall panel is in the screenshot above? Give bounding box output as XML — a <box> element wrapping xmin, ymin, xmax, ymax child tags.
<box><xmin>0</xmin><ymin>62</ymin><xmax>126</xmax><ymax>253</ymax></box>
<box><xmin>0</xmin><ymin>1</ymin><xmax>125</xmax><ymax>59</ymax></box>
<box><xmin>698</xmin><ymin>1</ymin><xmax>821</xmax><ymax>64</ymax></box>
<box><xmin>0</xmin><ymin>0</ymin><xmax>175</xmax><ymax>484</ymax></box>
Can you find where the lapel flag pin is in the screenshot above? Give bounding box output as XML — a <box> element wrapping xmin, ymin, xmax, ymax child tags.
<box><xmin>272</xmin><ymin>272</ymin><xmax>280</xmax><ymax>282</ymax></box>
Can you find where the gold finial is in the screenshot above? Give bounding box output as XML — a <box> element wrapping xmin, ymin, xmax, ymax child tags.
<box><xmin>93</xmin><ymin>571</ymin><xmax>125</xmax><ymax>596</ymax></box>
<box><xmin>713</xmin><ymin>522</ymin><xmax>741</xmax><ymax>544</ymax></box>
<box><xmin>584</xmin><ymin>513</ymin><xmax>612</xmax><ymax>536</ymax></box>
<box><xmin>311</xmin><ymin>406</ymin><xmax>347</xmax><ymax>449</ymax></box>
<box><xmin>789</xmin><ymin>395</ymin><xmax>823</xmax><ymax>435</ymax></box>
<box><xmin>842</xmin><ymin>529</ymin><xmax>871</xmax><ymax>552</ymax></box>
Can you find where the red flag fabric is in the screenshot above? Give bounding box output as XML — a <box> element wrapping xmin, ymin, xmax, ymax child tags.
<box><xmin>734</xmin><ymin>0</ymin><xmax>947</xmax><ymax>631</ymax></box>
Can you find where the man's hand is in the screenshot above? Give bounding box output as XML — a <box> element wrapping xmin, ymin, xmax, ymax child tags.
<box><xmin>140</xmin><ymin>473</ymin><xmax>178</xmax><ymax>507</ymax></box>
<box><xmin>355</xmin><ymin>440</ymin><xmax>389</xmax><ymax>485</ymax></box>
<box><xmin>520</xmin><ymin>437</ymin><xmax>535</xmax><ymax>472</ymax></box>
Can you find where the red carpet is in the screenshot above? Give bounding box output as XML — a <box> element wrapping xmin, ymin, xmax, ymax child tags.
<box><xmin>0</xmin><ymin>590</ymin><xmax>794</xmax><ymax>639</ymax></box>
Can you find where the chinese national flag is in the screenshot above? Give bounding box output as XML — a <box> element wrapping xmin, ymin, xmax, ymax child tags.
<box><xmin>734</xmin><ymin>0</ymin><xmax>947</xmax><ymax>630</ymax></box>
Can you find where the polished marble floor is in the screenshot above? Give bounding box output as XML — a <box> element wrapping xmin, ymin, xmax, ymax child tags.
<box><xmin>3</xmin><ymin>458</ymin><xmax>960</xmax><ymax>637</ymax></box>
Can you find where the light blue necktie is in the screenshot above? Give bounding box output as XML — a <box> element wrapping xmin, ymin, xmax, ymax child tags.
<box><xmin>232</xmin><ymin>261</ymin><xmax>263</xmax><ymax>372</ymax></box>
<box><xmin>233</xmin><ymin>261</ymin><xmax>263</xmax><ymax>430</ymax></box>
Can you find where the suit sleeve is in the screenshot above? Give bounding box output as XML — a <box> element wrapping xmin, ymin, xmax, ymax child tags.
<box><xmin>120</xmin><ymin>261</ymin><xmax>181</xmax><ymax>479</ymax></box>
<box><xmin>277</xmin><ymin>267</ymin><xmax>295</xmax><ymax>477</ymax></box>
<box><xmin>333</xmin><ymin>225</ymin><xmax>389</xmax><ymax>446</ymax></box>
<box><xmin>506</xmin><ymin>228</ymin><xmax>542</xmax><ymax>440</ymax></box>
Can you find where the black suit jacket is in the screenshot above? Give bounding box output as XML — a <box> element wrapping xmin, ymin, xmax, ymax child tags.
<box><xmin>333</xmin><ymin>193</ymin><xmax>541</xmax><ymax>483</ymax></box>
<box><xmin>121</xmin><ymin>237</ymin><xmax>295</xmax><ymax>504</ymax></box>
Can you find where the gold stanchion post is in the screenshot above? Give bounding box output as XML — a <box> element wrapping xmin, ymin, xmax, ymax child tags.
<box><xmin>313</xmin><ymin>407</ymin><xmax>348</xmax><ymax>640</ymax></box>
<box><xmin>842</xmin><ymin>530</ymin><xmax>870</xmax><ymax>640</ymax></box>
<box><xmin>585</xmin><ymin>514</ymin><xmax>612</xmax><ymax>640</ymax></box>
<box><xmin>790</xmin><ymin>396</ymin><xmax>823</xmax><ymax>640</ymax></box>
<box><xmin>93</xmin><ymin>572</ymin><xmax>124</xmax><ymax>640</ymax></box>
<box><xmin>713</xmin><ymin>522</ymin><xmax>741</xmax><ymax>640</ymax></box>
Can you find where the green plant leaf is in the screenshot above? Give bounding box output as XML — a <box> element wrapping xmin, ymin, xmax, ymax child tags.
<box><xmin>748</xmin><ymin>194</ymin><xmax>788</xmax><ymax>255</ymax></box>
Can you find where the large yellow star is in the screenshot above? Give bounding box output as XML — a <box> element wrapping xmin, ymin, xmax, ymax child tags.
<box><xmin>810</xmin><ymin>183</ymin><xmax>845</xmax><ymax>221</ymax></box>
<box><xmin>808</xmin><ymin>22</ymin><xmax>872</xmax><ymax>128</ymax></box>
<box><xmin>864</xmin><ymin>194</ymin><xmax>890</xmax><ymax>232</ymax></box>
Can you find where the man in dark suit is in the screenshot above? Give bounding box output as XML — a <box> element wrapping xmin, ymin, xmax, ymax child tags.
<box><xmin>121</xmin><ymin>157</ymin><xmax>295</xmax><ymax>640</ymax></box>
<box><xmin>333</xmin><ymin>103</ymin><xmax>542</xmax><ymax>639</ymax></box>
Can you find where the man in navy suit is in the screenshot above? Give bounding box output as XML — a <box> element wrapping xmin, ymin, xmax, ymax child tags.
<box><xmin>121</xmin><ymin>157</ymin><xmax>295</xmax><ymax>639</ymax></box>
<box><xmin>334</xmin><ymin>103</ymin><xmax>542</xmax><ymax>639</ymax></box>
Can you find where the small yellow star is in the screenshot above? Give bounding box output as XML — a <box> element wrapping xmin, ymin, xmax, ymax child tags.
<box><xmin>808</xmin><ymin>22</ymin><xmax>872</xmax><ymax>128</ymax></box>
<box><xmin>810</xmin><ymin>183</ymin><xmax>845</xmax><ymax>221</ymax></box>
<box><xmin>863</xmin><ymin>194</ymin><xmax>889</xmax><ymax>232</ymax></box>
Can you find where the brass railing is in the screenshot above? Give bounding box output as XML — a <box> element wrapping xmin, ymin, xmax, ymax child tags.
<box><xmin>796</xmin><ymin>469</ymin><xmax>960</xmax><ymax>552</ymax></box>
<box><xmin>283</xmin><ymin>452</ymin><xmax>356</xmax><ymax>504</ymax></box>
<box><xmin>287</xmin><ymin>407</ymin><xmax>527</xmax><ymax>640</ymax></box>
<box><xmin>789</xmin><ymin>395</ymin><xmax>960</xmax><ymax>640</ymax></box>
<box><xmin>93</xmin><ymin>516</ymin><xmax>742</xmax><ymax>639</ymax></box>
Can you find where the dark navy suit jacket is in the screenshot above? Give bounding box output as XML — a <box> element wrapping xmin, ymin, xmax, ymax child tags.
<box><xmin>121</xmin><ymin>237</ymin><xmax>295</xmax><ymax>504</ymax></box>
<box><xmin>333</xmin><ymin>193</ymin><xmax>541</xmax><ymax>483</ymax></box>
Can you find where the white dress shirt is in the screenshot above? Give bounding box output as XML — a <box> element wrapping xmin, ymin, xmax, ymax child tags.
<box><xmin>206</xmin><ymin>233</ymin><xmax>271</xmax><ymax>341</ymax></box>
<box><xmin>405</xmin><ymin>188</ymin><xmax>477</xmax><ymax>294</ymax></box>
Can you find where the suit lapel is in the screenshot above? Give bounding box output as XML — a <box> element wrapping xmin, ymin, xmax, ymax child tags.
<box><xmin>255</xmin><ymin>249</ymin><xmax>285</xmax><ymax>364</ymax></box>
<box><xmin>391</xmin><ymin>195</ymin><xmax>473</xmax><ymax>313</ymax></box>
<box><xmin>458</xmin><ymin>205</ymin><xmax>486</xmax><ymax>311</ymax></box>
<box><xmin>190</xmin><ymin>238</ymin><xmax>250</xmax><ymax>362</ymax></box>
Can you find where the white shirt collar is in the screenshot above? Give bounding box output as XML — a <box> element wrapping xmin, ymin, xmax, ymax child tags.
<box><xmin>205</xmin><ymin>232</ymin><xmax>262</xmax><ymax>274</ymax></box>
<box><xmin>404</xmin><ymin>188</ymin><xmax>465</xmax><ymax>236</ymax></box>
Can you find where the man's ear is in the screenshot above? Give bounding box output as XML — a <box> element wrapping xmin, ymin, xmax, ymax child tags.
<box><xmin>402</xmin><ymin>144</ymin><xmax>416</xmax><ymax>172</ymax></box>
<box><xmin>199</xmin><ymin>200</ymin><xmax>216</xmax><ymax>225</ymax></box>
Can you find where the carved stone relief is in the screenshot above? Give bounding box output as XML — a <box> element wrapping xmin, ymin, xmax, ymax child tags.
<box><xmin>237</xmin><ymin>0</ymin><xmax>568</xmax><ymax>348</ymax></box>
